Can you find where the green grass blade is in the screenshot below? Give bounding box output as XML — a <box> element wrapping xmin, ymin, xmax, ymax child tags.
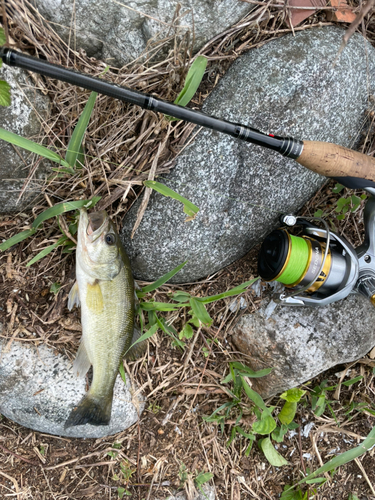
<box><xmin>140</xmin><ymin>301</ymin><xmax>182</xmax><ymax>312</ymax></box>
<box><xmin>32</xmin><ymin>197</ymin><xmax>101</xmax><ymax>229</ymax></box>
<box><xmin>298</xmin><ymin>425</ymin><xmax>375</xmax><ymax>485</ymax></box>
<box><xmin>197</xmin><ymin>278</ymin><xmax>259</xmax><ymax>304</ymax></box>
<box><xmin>124</xmin><ymin>324</ymin><xmax>158</xmax><ymax>357</ymax></box>
<box><xmin>140</xmin><ymin>261</ymin><xmax>188</xmax><ymax>294</ymax></box>
<box><xmin>65</xmin><ymin>91</ymin><xmax>97</xmax><ymax>168</ymax></box>
<box><xmin>174</xmin><ymin>56</ymin><xmax>208</xmax><ymax>107</ymax></box>
<box><xmin>0</xmin><ymin>28</ymin><xmax>5</xmax><ymax>45</ymax></box>
<box><xmin>241</xmin><ymin>376</ymin><xmax>270</xmax><ymax>414</ymax></box>
<box><xmin>0</xmin><ymin>81</ymin><xmax>11</xmax><ymax>107</ymax></box>
<box><xmin>229</xmin><ymin>362</ymin><xmax>273</xmax><ymax>379</ymax></box>
<box><xmin>119</xmin><ymin>362</ymin><xmax>126</xmax><ymax>383</ymax></box>
<box><xmin>0</xmin><ymin>127</ymin><xmax>70</xmax><ymax>167</ymax></box>
<box><xmin>144</xmin><ymin>181</ymin><xmax>199</xmax><ymax>218</ymax></box>
<box><xmin>26</xmin><ymin>236</ymin><xmax>68</xmax><ymax>267</ymax></box>
<box><xmin>0</xmin><ymin>228</ymin><xmax>37</xmax><ymax>251</ymax></box>
<box><xmin>342</xmin><ymin>376</ymin><xmax>363</xmax><ymax>386</ymax></box>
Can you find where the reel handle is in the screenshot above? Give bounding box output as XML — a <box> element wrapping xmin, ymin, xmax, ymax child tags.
<box><xmin>297</xmin><ymin>141</ymin><xmax>375</xmax><ymax>185</ymax></box>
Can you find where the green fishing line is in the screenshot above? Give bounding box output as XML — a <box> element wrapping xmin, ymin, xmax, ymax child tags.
<box><xmin>277</xmin><ymin>234</ymin><xmax>310</xmax><ymax>285</ymax></box>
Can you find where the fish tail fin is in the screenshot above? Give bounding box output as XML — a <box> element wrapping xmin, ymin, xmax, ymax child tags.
<box><xmin>64</xmin><ymin>393</ymin><xmax>112</xmax><ymax>428</ymax></box>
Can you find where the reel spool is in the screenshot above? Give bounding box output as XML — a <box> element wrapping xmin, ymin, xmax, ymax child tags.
<box><xmin>258</xmin><ymin>229</ymin><xmax>346</xmax><ymax>295</ymax></box>
<box><xmin>257</xmin><ymin>216</ymin><xmax>361</xmax><ymax>307</ymax></box>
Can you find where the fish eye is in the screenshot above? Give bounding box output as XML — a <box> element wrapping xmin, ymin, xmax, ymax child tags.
<box><xmin>105</xmin><ymin>233</ymin><xmax>116</xmax><ymax>245</ymax></box>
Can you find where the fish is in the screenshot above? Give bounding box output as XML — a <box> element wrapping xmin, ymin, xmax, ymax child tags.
<box><xmin>65</xmin><ymin>208</ymin><xmax>144</xmax><ymax>428</ymax></box>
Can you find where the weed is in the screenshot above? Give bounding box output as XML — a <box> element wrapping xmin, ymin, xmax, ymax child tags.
<box><xmin>147</xmin><ymin>402</ymin><xmax>161</xmax><ymax>414</ymax></box>
<box><xmin>204</xmin><ymin>363</ymin><xmax>307</xmax><ymax>465</ymax></box>
<box><xmin>195</xmin><ymin>471</ymin><xmax>214</xmax><ymax>497</ymax></box>
<box><xmin>0</xmin><ymin>29</ymin><xmax>11</xmax><ymax>107</ymax></box>
<box><xmin>314</xmin><ymin>182</ymin><xmax>367</xmax><ymax>220</ymax></box>
<box><xmin>107</xmin><ymin>442</ymin><xmax>122</xmax><ymax>459</ymax></box>
<box><xmin>0</xmin><ymin>87</ymin><xmax>100</xmax><ymax>263</ymax></box>
<box><xmin>49</xmin><ymin>282</ymin><xmax>61</xmax><ymax>295</ymax></box>
<box><xmin>178</xmin><ymin>462</ymin><xmax>189</xmax><ymax>487</ymax></box>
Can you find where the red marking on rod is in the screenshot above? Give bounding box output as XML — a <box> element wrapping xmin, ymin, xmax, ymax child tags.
<box><xmin>269</xmin><ymin>134</ymin><xmax>275</xmax><ymax>137</ymax></box>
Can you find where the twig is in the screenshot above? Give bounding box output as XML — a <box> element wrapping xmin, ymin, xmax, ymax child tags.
<box><xmin>0</xmin><ymin>444</ymin><xmax>39</xmax><ymax>466</ymax></box>
<box><xmin>59</xmin><ymin>214</ymin><xmax>77</xmax><ymax>245</ymax></box>
<box><xmin>131</xmin><ymin>132</ymin><xmax>170</xmax><ymax>238</ymax></box>
<box><xmin>74</xmin><ymin>461</ymin><xmax>114</xmax><ymax>469</ymax></box>
<box><xmin>0</xmin><ymin>471</ymin><xmax>20</xmax><ymax>496</ymax></box>
<box><xmin>336</xmin><ymin>0</ymin><xmax>375</xmax><ymax>62</ymax></box>
<box><xmin>355</xmin><ymin>457</ymin><xmax>375</xmax><ymax>496</ymax></box>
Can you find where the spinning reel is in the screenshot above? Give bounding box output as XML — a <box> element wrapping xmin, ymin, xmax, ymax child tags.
<box><xmin>258</xmin><ymin>186</ymin><xmax>375</xmax><ymax>307</ymax></box>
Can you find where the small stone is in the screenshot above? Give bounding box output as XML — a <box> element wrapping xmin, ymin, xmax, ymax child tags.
<box><xmin>0</xmin><ymin>340</ymin><xmax>144</xmax><ymax>438</ymax></box>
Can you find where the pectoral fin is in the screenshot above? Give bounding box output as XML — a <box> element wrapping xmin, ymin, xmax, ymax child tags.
<box><xmin>68</xmin><ymin>281</ymin><xmax>80</xmax><ymax>310</ymax></box>
<box><xmin>86</xmin><ymin>281</ymin><xmax>104</xmax><ymax>313</ymax></box>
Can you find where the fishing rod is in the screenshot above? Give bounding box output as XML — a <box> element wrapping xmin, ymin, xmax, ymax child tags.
<box><xmin>2</xmin><ymin>47</ymin><xmax>375</xmax><ymax>191</ymax></box>
<box><xmin>3</xmin><ymin>47</ymin><xmax>375</xmax><ymax>308</ymax></box>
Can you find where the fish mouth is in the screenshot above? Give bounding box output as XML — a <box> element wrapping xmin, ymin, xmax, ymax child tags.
<box><xmin>87</xmin><ymin>211</ymin><xmax>109</xmax><ymax>240</ymax></box>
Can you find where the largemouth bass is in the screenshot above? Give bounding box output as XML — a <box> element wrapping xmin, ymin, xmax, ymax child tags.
<box><xmin>65</xmin><ymin>208</ymin><xmax>143</xmax><ymax>428</ymax></box>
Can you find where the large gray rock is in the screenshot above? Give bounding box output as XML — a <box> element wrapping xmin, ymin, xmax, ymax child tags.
<box><xmin>0</xmin><ymin>65</ymin><xmax>50</xmax><ymax>213</ymax></box>
<box><xmin>0</xmin><ymin>339</ymin><xmax>144</xmax><ymax>438</ymax></box>
<box><xmin>231</xmin><ymin>293</ymin><xmax>375</xmax><ymax>398</ymax></box>
<box><xmin>30</xmin><ymin>0</ymin><xmax>253</xmax><ymax>66</ymax></box>
<box><xmin>121</xmin><ymin>27</ymin><xmax>375</xmax><ymax>283</ymax></box>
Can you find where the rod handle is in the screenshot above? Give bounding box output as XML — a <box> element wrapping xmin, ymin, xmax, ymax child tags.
<box><xmin>296</xmin><ymin>140</ymin><xmax>375</xmax><ymax>183</ymax></box>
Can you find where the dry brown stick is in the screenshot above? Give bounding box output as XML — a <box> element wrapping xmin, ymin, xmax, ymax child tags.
<box><xmin>131</xmin><ymin>131</ymin><xmax>170</xmax><ymax>238</ymax></box>
<box><xmin>354</xmin><ymin>458</ymin><xmax>375</xmax><ymax>496</ymax></box>
<box><xmin>74</xmin><ymin>461</ymin><xmax>114</xmax><ymax>469</ymax></box>
<box><xmin>0</xmin><ymin>471</ymin><xmax>20</xmax><ymax>496</ymax></box>
<box><xmin>336</xmin><ymin>0</ymin><xmax>375</xmax><ymax>60</ymax></box>
<box><xmin>59</xmin><ymin>214</ymin><xmax>77</xmax><ymax>245</ymax></box>
<box><xmin>240</xmin><ymin>0</ymin><xmax>337</xmax><ymax>8</ymax></box>
<box><xmin>1</xmin><ymin>0</ymin><xmax>10</xmax><ymax>47</ymax></box>
<box><xmin>0</xmin><ymin>443</ymin><xmax>39</xmax><ymax>466</ymax></box>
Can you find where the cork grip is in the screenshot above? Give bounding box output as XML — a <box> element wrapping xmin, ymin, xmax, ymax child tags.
<box><xmin>296</xmin><ymin>141</ymin><xmax>375</xmax><ymax>182</ymax></box>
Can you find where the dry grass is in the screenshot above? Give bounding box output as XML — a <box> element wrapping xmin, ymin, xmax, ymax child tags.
<box><xmin>1</xmin><ymin>0</ymin><xmax>375</xmax><ymax>499</ymax></box>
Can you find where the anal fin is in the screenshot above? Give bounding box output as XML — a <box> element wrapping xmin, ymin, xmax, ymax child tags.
<box><xmin>125</xmin><ymin>326</ymin><xmax>147</xmax><ymax>361</ymax></box>
<box><xmin>72</xmin><ymin>341</ymin><xmax>91</xmax><ymax>378</ymax></box>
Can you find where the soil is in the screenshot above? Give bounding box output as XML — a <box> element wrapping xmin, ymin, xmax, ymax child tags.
<box><xmin>1</xmin><ymin>1</ymin><xmax>375</xmax><ymax>499</ymax></box>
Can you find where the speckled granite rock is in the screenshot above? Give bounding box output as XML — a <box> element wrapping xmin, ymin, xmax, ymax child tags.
<box><xmin>121</xmin><ymin>27</ymin><xmax>375</xmax><ymax>283</ymax></box>
<box><xmin>0</xmin><ymin>65</ymin><xmax>50</xmax><ymax>213</ymax></box>
<box><xmin>0</xmin><ymin>340</ymin><xmax>144</xmax><ymax>438</ymax></box>
<box><xmin>30</xmin><ymin>0</ymin><xmax>253</xmax><ymax>66</ymax></box>
<box><xmin>231</xmin><ymin>293</ymin><xmax>375</xmax><ymax>398</ymax></box>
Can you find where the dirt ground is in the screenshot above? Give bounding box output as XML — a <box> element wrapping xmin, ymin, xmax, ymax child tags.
<box><xmin>1</xmin><ymin>1</ymin><xmax>375</xmax><ymax>499</ymax></box>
